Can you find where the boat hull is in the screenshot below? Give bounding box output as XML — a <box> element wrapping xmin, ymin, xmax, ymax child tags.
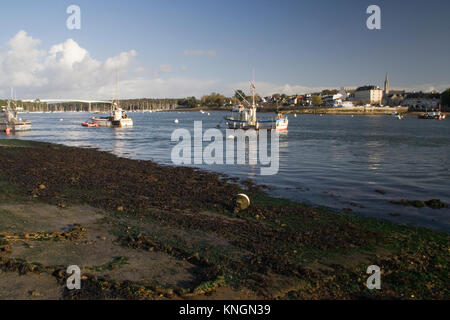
<box><xmin>224</xmin><ymin>116</ymin><xmax>288</xmax><ymax>131</ymax></box>
<box><xmin>0</xmin><ymin>121</ymin><xmax>32</xmax><ymax>132</ymax></box>
<box><xmin>91</xmin><ymin>117</ymin><xmax>133</xmax><ymax>128</ymax></box>
<box><xmin>275</xmin><ymin>118</ymin><xmax>288</xmax><ymax>131</ymax></box>
<box><xmin>418</xmin><ymin>112</ymin><xmax>446</xmax><ymax>120</ymax></box>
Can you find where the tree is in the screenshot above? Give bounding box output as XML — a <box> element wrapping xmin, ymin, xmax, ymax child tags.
<box><xmin>201</xmin><ymin>92</ymin><xmax>226</xmax><ymax>108</ymax></box>
<box><xmin>178</xmin><ymin>96</ymin><xmax>198</xmax><ymax>108</ymax></box>
<box><xmin>441</xmin><ymin>88</ymin><xmax>450</xmax><ymax>110</ymax></box>
<box><xmin>321</xmin><ymin>89</ymin><xmax>338</xmax><ymax>96</ymax></box>
<box><xmin>312</xmin><ymin>96</ymin><xmax>322</xmax><ymax>106</ymax></box>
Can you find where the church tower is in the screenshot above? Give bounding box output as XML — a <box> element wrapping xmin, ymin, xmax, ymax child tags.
<box><xmin>384</xmin><ymin>73</ymin><xmax>390</xmax><ymax>95</ymax></box>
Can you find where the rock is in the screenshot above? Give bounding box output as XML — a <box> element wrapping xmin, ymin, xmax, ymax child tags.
<box><xmin>29</xmin><ymin>290</ymin><xmax>40</xmax><ymax>297</ymax></box>
<box><xmin>425</xmin><ymin>199</ymin><xmax>448</xmax><ymax>209</ymax></box>
<box><xmin>375</xmin><ymin>189</ymin><xmax>386</xmax><ymax>195</ymax></box>
<box><xmin>391</xmin><ymin>199</ymin><xmax>447</xmax><ymax>209</ymax></box>
<box><xmin>391</xmin><ymin>199</ymin><xmax>425</xmax><ymax>208</ymax></box>
<box><xmin>389</xmin><ymin>213</ymin><xmax>401</xmax><ymax>217</ymax></box>
<box><xmin>411</xmin><ymin>201</ymin><xmax>425</xmax><ymax>208</ymax></box>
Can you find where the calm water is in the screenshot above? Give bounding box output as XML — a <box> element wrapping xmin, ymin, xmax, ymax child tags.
<box><xmin>2</xmin><ymin>111</ymin><xmax>450</xmax><ymax>232</ymax></box>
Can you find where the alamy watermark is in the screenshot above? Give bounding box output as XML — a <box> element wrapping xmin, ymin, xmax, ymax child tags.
<box><xmin>66</xmin><ymin>265</ymin><xmax>81</xmax><ymax>290</ymax></box>
<box><xmin>66</xmin><ymin>5</ymin><xmax>81</xmax><ymax>30</ymax></box>
<box><xmin>171</xmin><ymin>121</ymin><xmax>280</xmax><ymax>176</ymax></box>
<box><xmin>366</xmin><ymin>265</ymin><xmax>381</xmax><ymax>290</ymax></box>
<box><xmin>366</xmin><ymin>5</ymin><xmax>381</xmax><ymax>30</ymax></box>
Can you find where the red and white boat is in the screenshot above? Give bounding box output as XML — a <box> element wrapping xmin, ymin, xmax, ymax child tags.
<box><xmin>81</xmin><ymin>121</ymin><xmax>99</xmax><ymax>127</ymax></box>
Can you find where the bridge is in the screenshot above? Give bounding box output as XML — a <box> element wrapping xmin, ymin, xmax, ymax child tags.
<box><xmin>22</xmin><ymin>99</ymin><xmax>113</xmax><ymax>104</ymax></box>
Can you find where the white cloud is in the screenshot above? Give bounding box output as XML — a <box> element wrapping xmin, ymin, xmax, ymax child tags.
<box><xmin>0</xmin><ymin>30</ymin><xmax>137</xmax><ymax>99</ymax></box>
<box><xmin>0</xmin><ymin>31</ymin><xmax>222</xmax><ymax>99</ymax></box>
<box><xmin>2</xmin><ymin>30</ymin><xmax>46</xmax><ymax>87</ymax></box>
<box><xmin>394</xmin><ymin>84</ymin><xmax>450</xmax><ymax>93</ymax></box>
<box><xmin>159</xmin><ymin>64</ymin><xmax>172</xmax><ymax>74</ymax></box>
<box><xmin>100</xmin><ymin>77</ymin><xmax>220</xmax><ymax>99</ymax></box>
<box><xmin>228</xmin><ymin>81</ymin><xmax>329</xmax><ymax>97</ymax></box>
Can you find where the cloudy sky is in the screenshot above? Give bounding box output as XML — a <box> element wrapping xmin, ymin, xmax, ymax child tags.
<box><xmin>0</xmin><ymin>0</ymin><xmax>449</xmax><ymax>99</ymax></box>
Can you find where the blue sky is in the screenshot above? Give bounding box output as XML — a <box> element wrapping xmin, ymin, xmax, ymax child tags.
<box><xmin>0</xmin><ymin>0</ymin><xmax>449</xmax><ymax>99</ymax></box>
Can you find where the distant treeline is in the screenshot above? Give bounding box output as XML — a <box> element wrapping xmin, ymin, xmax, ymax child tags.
<box><xmin>0</xmin><ymin>99</ymin><xmax>179</xmax><ymax>112</ymax></box>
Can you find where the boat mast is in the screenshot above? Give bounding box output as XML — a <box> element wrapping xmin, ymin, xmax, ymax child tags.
<box><xmin>115</xmin><ymin>70</ymin><xmax>119</xmax><ymax>109</ymax></box>
<box><xmin>250</xmin><ymin>68</ymin><xmax>257</xmax><ymax>126</ymax></box>
<box><xmin>252</xmin><ymin>68</ymin><xmax>256</xmax><ymax>108</ymax></box>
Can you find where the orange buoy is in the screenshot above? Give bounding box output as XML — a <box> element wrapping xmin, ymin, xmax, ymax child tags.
<box><xmin>5</xmin><ymin>128</ymin><xmax>11</xmax><ymax>135</ymax></box>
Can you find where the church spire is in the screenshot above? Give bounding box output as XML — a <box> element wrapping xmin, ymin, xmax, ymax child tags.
<box><xmin>384</xmin><ymin>73</ymin><xmax>390</xmax><ymax>94</ymax></box>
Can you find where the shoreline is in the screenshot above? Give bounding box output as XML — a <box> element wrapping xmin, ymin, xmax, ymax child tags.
<box><xmin>0</xmin><ymin>139</ymin><xmax>448</xmax><ymax>300</ymax></box>
<box><xmin>18</xmin><ymin>107</ymin><xmax>448</xmax><ymax>116</ymax></box>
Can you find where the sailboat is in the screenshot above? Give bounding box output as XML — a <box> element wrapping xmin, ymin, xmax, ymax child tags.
<box><xmin>224</xmin><ymin>81</ymin><xmax>288</xmax><ymax>131</ymax></box>
<box><xmin>89</xmin><ymin>72</ymin><xmax>133</xmax><ymax>128</ymax></box>
<box><xmin>0</xmin><ymin>91</ymin><xmax>31</xmax><ymax>133</ymax></box>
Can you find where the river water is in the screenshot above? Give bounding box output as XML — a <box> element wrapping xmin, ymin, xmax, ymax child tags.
<box><xmin>2</xmin><ymin>111</ymin><xmax>449</xmax><ymax>233</ymax></box>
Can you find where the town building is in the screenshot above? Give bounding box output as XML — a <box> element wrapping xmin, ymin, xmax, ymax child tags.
<box><xmin>352</xmin><ymin>85</ymin><xmax>384</xmax><ymax>105</ymax></box>
<box><xmin>402</xmin><ymin>92</ymin><xmax>441</xmax><ymax>111</ymax></box>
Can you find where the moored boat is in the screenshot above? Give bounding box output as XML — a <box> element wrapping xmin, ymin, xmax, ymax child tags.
<box><xmin>0</xmin><ymin>100</ymin><xmax>31</xmax><ymax>132</ymax></box>
<box><xmin>81</xmin><ymin>121</ymin><xmax>99</xmax><ymax>127</ymax></box>
<box><xmin>86</xmin><ymin>72</ymin><xmax>133</xmax><ymax>128</ymax></box>
<box><xmin>90</xmin><ymin>105</ymin><xmax>133</xmax><ymax>128</ymax></box>
<box><xmin>418</xmin><ymin>111</ymin><xmax>446</xmax><ymax>120</ymax></box>
<box><xmin>225</xmin><ymin>82</ymin><xmax>288</xmax><ymax>131</ymax></box>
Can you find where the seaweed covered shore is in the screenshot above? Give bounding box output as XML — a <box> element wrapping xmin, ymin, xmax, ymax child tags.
<box><xmin>0</xmin><ymin>139</ymin><xmax>448</xmax><ymax>300</ymax></box>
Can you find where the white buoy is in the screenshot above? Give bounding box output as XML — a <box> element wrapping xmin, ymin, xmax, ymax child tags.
<box><xmin>294</xmin><ymin>114</ymin><xmax>297</xmax><ymax>118</ymax></box>
<box><xmin>207</xmin><ymin>112</ymin><xmax>211</xmax><ymax>116</ymax></box>
<box><xmin>227</xmin><ymin>135</ymin><xmax>235</xmax><ymax>139</ymax></box>
<box><xmin>59</xmin><ymin>119</ymin><xmax>63</xmax><ymax>121</ymax></box>
<box><xmin>174</xmin><ymin>119</ymin><xmax>179</xmax><ymax>124</ymax></box>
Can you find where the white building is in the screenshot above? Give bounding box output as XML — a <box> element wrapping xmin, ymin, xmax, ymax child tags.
<box><xmin>353</xmin><ymin>85</ymin><xmax>384</xmax><ymax>105</ymax></box>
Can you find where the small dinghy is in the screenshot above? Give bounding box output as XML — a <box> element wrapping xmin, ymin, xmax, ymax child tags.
<box><xmin>81</xmin><ymin>121</ymin><xmax>99</xmax><ymax>127</ymax></box>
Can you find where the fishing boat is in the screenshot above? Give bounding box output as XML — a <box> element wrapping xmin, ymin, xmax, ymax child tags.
<box><xmin>224</xmin><ymin>82</ymin><xmax>288</xmax><ymax>131</ymax></box>
<box><xmin>90</xmin><ymin>104</ymin><xmax>133</xmax><ymax>127</ymax></box>
<box><xmin>87</xmin><ymin>71</ymin><xmax>133</xmax><ymax>128</ymax></box>
<box><xmin>0</xmin><ymin>100</ymin><xmax>31</xmax><ymax>133</ymax></box>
